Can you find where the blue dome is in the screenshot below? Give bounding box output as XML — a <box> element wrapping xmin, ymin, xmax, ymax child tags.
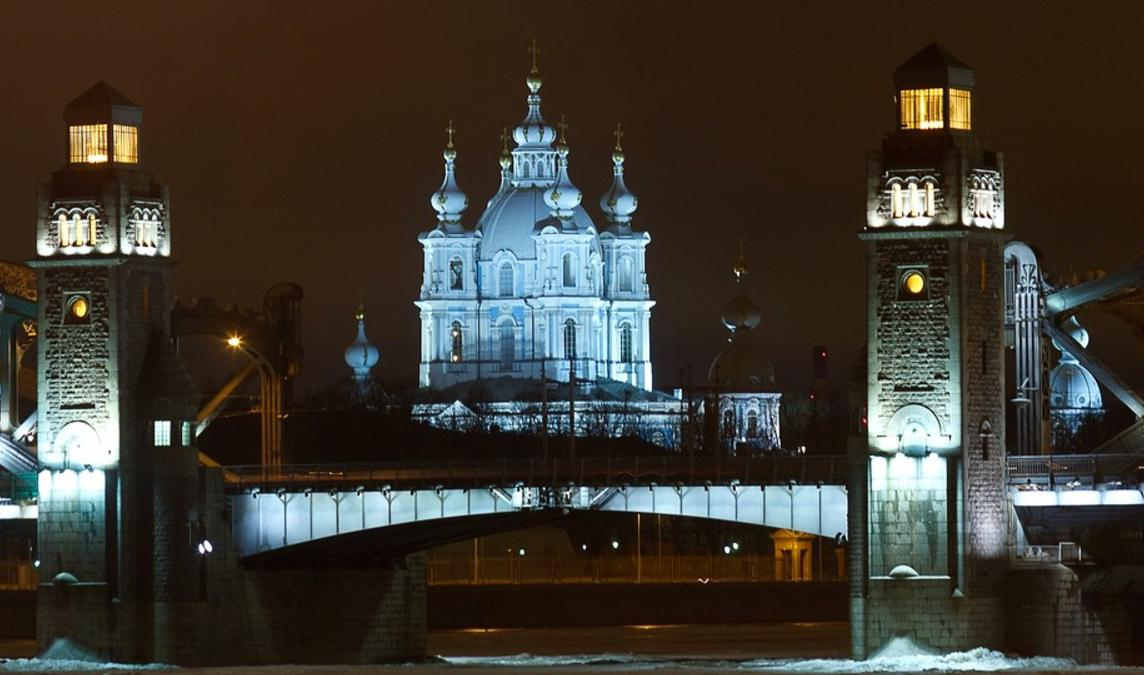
<box><xmin>476</xmin><ymin>186</ymin><xmax>598</xmax><ymax>261</ymax></box>
<box><xmin>1050</xmin><ymin>361</ymin><xmax>1102</xmax><ymax>411</ymax></box>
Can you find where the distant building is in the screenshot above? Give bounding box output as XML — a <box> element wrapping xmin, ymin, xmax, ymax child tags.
<box><xmin>703</xmin><ymin>245</ymin><xmax>782</xmax><ymax>452</ymax></box>
<box><xmin>415</xmin><ymin>46</ymin><xmax>653</xmax><ymax>391</ymax></box>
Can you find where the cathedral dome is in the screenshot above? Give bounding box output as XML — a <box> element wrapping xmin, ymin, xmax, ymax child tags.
<box><xmin>1050</xmin><ymin>361</ymin><xmax>1102</xmax><ymax>411</ymax></box>
<box><xmin>722</xmin><ymin>289</ymin><xmax>761</xmax><ymax>332</ymax></box>
<box><xmin>707</xmin><ymin>341</ymin><xmax>775</xmax><ymax>393</ymax></box>
<box><xmin>476</xmin><ymin>187</ymin><xmax>597</xmax><ymax>261</ymax></box>
<box><xmin>344</xmin><ymin>304</ymin><xmax>379</xmax><ymax>380</ymax></box>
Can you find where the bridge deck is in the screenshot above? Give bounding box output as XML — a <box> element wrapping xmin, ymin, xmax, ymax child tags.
<box><xmin>221</xmin><ymin>455</ymin><xmax>850</xmax><ymax>493</ymax></box>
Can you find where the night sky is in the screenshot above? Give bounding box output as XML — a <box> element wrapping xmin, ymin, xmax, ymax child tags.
<box><xmin>0</xmin><ymin>1</ymin><xmax>1140</xmax><ymax>396</ymax></box>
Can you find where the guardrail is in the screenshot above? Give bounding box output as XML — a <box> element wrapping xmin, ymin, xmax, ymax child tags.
<box><xmin>221</xmin><ymin>455</ymin><xmax>850</xmax><ymax>492</ymax></box>
<box><xmin>1006</xmin><ymin>454</ymin><xmax>1144</xmax><ymax>488</ymax></box>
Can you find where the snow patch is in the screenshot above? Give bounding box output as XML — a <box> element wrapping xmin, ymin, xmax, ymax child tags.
<box><xmin>744</xmin><ymin>636</ymin><xmax>1077</xmax><ymax>672</ymax></box>
<box><xmin>0</xmin><ymin>639</ymin><xmax>172</xmax><ymax>672</ymax></box>
<box><xmin>443</xmin><ymin>652</ymin><xmax>639</xmax><ymax>667</ymax></box>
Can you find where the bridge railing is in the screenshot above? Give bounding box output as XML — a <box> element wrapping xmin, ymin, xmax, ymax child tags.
<box><xmin>1006</xmin><ymin>453</ymin><xmax>1144</xmax><ymax>488</ymax></box>
<box><xmin>221</xmin><ymin>455</ymin><xmax>849</xmax><ymax>493</ymax></box>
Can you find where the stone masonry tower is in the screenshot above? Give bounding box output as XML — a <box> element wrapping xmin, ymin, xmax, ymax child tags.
<box><xmin>30</xmin><ymin>82</ymin><xmax>199</xmax><ymax>660</ymax></box>
<box><xmin>849</xmin><ymin>44</ymin><xmax>1008</xmax><ymax>656</ymax></box>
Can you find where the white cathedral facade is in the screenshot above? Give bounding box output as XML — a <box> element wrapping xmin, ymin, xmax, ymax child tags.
<box><xmin>415</xmin><ymin>55</ymin><xmax>654</xmax><ymax>392</ymax></box>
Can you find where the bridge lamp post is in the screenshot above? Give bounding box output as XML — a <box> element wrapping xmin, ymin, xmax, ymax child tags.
<box><xmin>226</xmin><ymin>334</ymin><xmax>243</xmax><ymax>349</ymax></box>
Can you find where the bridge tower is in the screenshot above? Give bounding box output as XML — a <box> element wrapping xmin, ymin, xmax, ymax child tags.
<box><xmin>29</xmin><ymin>83</ymin><xmax>199</xmax><ymax>659</ymax></box>
<box><xmin>851</xmin><ymin>44</ymin><xmax>1008</xmax><ymax>656</ymax></box>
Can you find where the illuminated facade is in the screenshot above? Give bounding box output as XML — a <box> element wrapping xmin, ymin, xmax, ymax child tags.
<box><xmin>851</xmin><ymin>43</ymin><xmax>1008</xmax><ymax>657</ymax></box>
<box><xmin>416</xmin><ymin>50</ymin><xmax>654</xmax><ymax>391</ymax></box>
<box><xmin>31</xmin><ymin>82</ymin><xmax>204</xmax><ymax>659</ymax></box>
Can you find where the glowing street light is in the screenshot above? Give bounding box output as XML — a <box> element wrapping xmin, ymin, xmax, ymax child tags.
<box><xmin>226</xmin><ymin>334</ymin><xmax>243</xmax><ymax>349</ymax></box>
<box><xmin>611</xmin><ymin>540</ymin><xmax>620</xmax><ymax>550</ymax></box>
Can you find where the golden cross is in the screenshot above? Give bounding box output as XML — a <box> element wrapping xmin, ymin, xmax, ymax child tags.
<box><xmin>445</xmin><ymin>119</ymin><xmax>455</xmax><ymax>149</ymax></box>
<box><xmin>734</xmin><ymin>237</ymin><xmax>748</xmax><ymax>280</ymax></box>
<box><xmin>557</xmin><ymin>115</ymin><xmax>568</xmax><ymax>144</ymax></box>
<box><xmin>529</xmin><ymin>39</ymin><xmax>540</xmax><ymax>74</ymax></box>
<box><xmin>614</xmin><ymin>122</ymin><xmax>624</xmax><ymax>152</ymax></box>
<box><xmin>500</xmin><ymin>127</ymin><xmax>509</xmax><ymax>153</ymax></box>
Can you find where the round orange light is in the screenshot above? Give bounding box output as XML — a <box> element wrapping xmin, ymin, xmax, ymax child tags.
<box><xmin>68</xmin><ymin>296</ymin><xmax>89</xmax><ymax>319</ymax></box>
<box><xmin>903</xmin><ymin>271</ymin><xmax>926</xmax><ymax>295</ymax></box>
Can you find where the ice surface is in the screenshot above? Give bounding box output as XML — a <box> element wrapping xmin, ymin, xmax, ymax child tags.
<box><xmin>443</xmin><ymin>652</ymin><xmax>641</xmax><ymax>667</ymax></box>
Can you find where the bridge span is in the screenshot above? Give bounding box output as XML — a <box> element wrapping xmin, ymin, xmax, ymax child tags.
<box><xmin>225</xmin><ymin>453</ymin><xmax>1144</xmax><ymax>565</ymax></box>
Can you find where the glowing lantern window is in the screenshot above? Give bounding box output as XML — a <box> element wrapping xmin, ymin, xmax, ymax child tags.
<box><xmin>949</xmin><ymin>89</ymin><xmax>972</xmax><ymax>130</ymax></box>
<box><xmin>899</xmin><ymin>89</ymin><xmax>944</xmax><ymax>130</ymax></box>
<box><xmin>69</xmin><ymin>124</ymin><xmax>109</xmax><ymax>163</ymax></box>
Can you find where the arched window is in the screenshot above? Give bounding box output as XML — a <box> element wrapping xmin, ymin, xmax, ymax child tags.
<box><xmin>722</xmin><ymin>409</ymin><xmax>735</xmax><ymax>438</ymax></box>
<box><xmin>890</xmin><ymin>183</ymin><xmax>903</xmax><ymax>218</ymax></box>
<box><xmin>58</xmin><ymin>214</ymin><xmax>69</xmax><ymax>247</ymax></box>
<box><xmin>907</xmin><ymin>183</ymin><xmax>920</xmax><ymax>218</ymax></box>
<box><xmin>87</xmin><ymin>214</ymin><xmax>97</xmax><ymax>245</ymax></box>
<box><xmin>562</xmin><ymin>253</ymin><xmax>577</xmax><ymax>288</ymax></box>
<box><xmin>618</xmin><ymin>257</ymin><xmax>634</xmax><ymax>293</ymax></box>
<box><xmin>450</xmin><ymin>321</ymin><xmax>463</xmax><ymax>363</ymax></box>
<box><xmin>619</xmin><ymin>322</ymin><xmax>633</xmax><ymax>363</ymax></box>
<box><xmin>924</xmin><ymin>182</ymin><xmax>936</xmax><ymax>217</ymax></box>
<box><xmin>746</xmin><ymin>410</ymin><xmax>759</xmax><ymax>439</ymax></box>
<box><xmin>498</xmin><ymin>262</ymin><xmax>514</xmax><ymax>298</ymax></box>
<box><xmin>449</xmin><ymin>258</ymin><xmax>464</xmax><ymax>291</ymax></box>
<box><xmin>72</xmin><ymin>214</ymin><xmax>83</xmax><ymax>246</ymax></box>
<box><xmin>499</xmin><ymin>320</ymin><xmax>515</xmax><ymax>369</ymax></box>
<box><xmin>563</xmin><ymin>319</ymin><xmax>576</xmax><ymax>360</ymax></box>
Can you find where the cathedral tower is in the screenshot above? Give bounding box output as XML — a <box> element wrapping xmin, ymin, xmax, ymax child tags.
<box><xmin>31</xmin><ymin>83</ymin><xmax>198</xmax><ymax>659</ymax></box>
<box><xmin>850</xmin><ymin>44</ymin><xmax>1007</xmax><ymax>656</ymax></box>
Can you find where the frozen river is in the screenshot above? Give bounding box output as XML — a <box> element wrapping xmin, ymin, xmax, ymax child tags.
<box><xmin>0</xmin><ymin>622</ymin><xmax>1120</xmax><ymax>673</ymax></box>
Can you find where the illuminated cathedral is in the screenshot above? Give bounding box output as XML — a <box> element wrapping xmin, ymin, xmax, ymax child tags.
<box><xmin>415</xmin><ymin>44</ymin><xmax>654</xmax><ymax>392</ymax></box>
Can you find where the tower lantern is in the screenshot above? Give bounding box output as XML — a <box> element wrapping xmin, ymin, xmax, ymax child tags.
<box><xmin>893</xmin><ymin>43</ymin><xmax>974</xmax><ymax>132</ymax></box>
<box><xmin>63</xmin><ymin>81</ymin><xmax>142</xmax><ymax>166</ymax></box>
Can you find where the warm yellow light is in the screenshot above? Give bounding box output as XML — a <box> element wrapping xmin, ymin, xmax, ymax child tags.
<box><xmin>949</xmin><ymin>89</ymin><xmax>971</xmax><ymax>130</ymax></box>
<box><xmin>69</xmin><ymin>124</ymin><xmax>109</xmax><ymax>163</ymax></box>
<box><xmin>69</xmin><ymin>297</ymin><xmax>89</xmax><ymax>320</ymax></box>
<box><xmin>903</xmin><ymin>271</ymin><xmax>926</xmax><ymax>295</ymax></box>
<box><xmin>113</xmin><ymin>124</ymin><xmax>139</xmax><ymax>163</ymax></box>
<box><xmin>226</xmin><ymin>334</ymin><xmax>243</xmax><ymax>348</ymax></box>
<box><xmin>900</xmin><ymin>89</ymin><xmax>944</xmax><ymax>130</ymax></box>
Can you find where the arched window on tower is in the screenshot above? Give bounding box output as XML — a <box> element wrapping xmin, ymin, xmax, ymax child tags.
<box><xmin>563</xmin><ymin>319</ymin><xmax>577</xmax><ymax>360</ymax></box>
<box><xmin>450</xmin><ymin>321</ymin><xmax>463</xmax><ymax>363</ymax></box>
<box><xmin>72</xmin><ymin>214</ymin><xmax>83</xmax><ymax>246</ymax></box>
<box><xmin>746</xmin><ymin>410</ymin><xmax>759</xmax><ymax>439</ymax></box>
<box><xmin>87</xmin><ymin>214</ymin><xmax>97</xmax><ymax>246</ymax></box>
<box><xmin>619</xmin><ymin>322</ymin><xmax>633</xmax><ymax>363</ymax></box>
<box><xmin>499</xmin><ymin>319</ymin><xmax>515</xmax><ymax>370</ymax></box>
<box><xmin>498</xmin><ymin>262</ymin><xmax>514</xmax><ymax>298</ymax></box>
<box><xmin>890</xmin><ymin>183</ymin><xmax>903</xmax><ymax>219</ymax></box>
<box><xmin>563</xmin><ymin>253</ymin><xmax>577</xmax><ymax>288</ymax></box>
<box><xmin>907</xmin><ymin>183</ymin><xmax>920</xmax><ymax>218</ymax></box>
<box><xmin>618</xmin><ymin>257</ymin><xmax>634</xmax><ymax>293</ymax></box>
<box><xmin>449</xmin><ymin>258</ymin><xmax>464</xmax><ymax>291</ymax></box>
<box><xmin>58</xmin><ymin>214</ymin><xmax>69</xmax><ymax>247</ymax></box>
<box><xmin>924</xmin><ymin>181</ymin><xmax>936</xmax><ymax>217</ymax></box>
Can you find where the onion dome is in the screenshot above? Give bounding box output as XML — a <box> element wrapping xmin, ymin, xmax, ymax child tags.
<box><xmin>600</xmin><ymin>123</ymin><xmax>638</xmax><ymax>226</ymax></box>
<box><xmin>344</xmin><ymin>301</ymin><xmax>379</xmax><ymax>381</ymax></box>
<box><xmin>513</xmin><ymin>40</ymin><xmax>557</xmax><ymax>149</ymax></box>
<box><xmin>430</xmin><ymin>120</ymin><xmax>468</xmax><ymax>229</ymax></box>
<box><xmin>708</xmin><ymin>241</ymin><xmax>774</xmax><ymax>393</ymax></box>
<box><xmin>543</xmin><ymin>117</ymin><xmax>582</xmax><ymax>220</ymax></box>
<box><xmin>1049</xmin><ymin>316</ymin><xmax>1102</xmax><ymax>412</ymax></box>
